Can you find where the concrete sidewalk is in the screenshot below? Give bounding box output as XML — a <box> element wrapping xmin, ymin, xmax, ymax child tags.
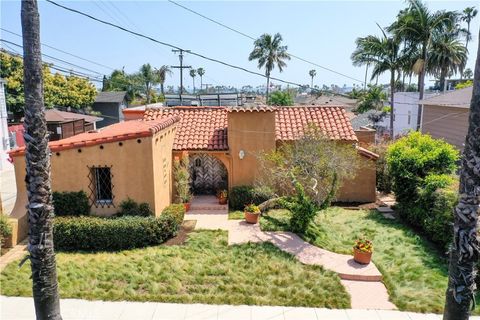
<box><xmin>2</xmin><ymin>296</ymin><xmax>478</xmax><ymax>320</ymax></box>
<box><xmin>0</xmin><ymin>166</ymin><xmax>16</xmax><ymax>215</ymax></box>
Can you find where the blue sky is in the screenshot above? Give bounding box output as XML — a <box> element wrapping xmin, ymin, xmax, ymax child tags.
<box><xmin>1</xmin><ymin>1</ymin><xmax>479</xmax><ymax>91</ymax></box>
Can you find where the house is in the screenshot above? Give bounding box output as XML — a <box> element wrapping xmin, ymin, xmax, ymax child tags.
<box><xmin>8</xmin><ymin>105</ymin><xmax>378</xmax><ymax>245</ymax></box>
<box><xmin>92</xmin><ymin>91</ymin><xmax>128</xmax><ymax>128</ymax></box>
<box><xmin>44</xmin><ymin>109</ymin><xmax>103</xmax><ymax>141</ymax></box>
<box><xmin>419</xmin><ymin>86</ymin><xmax>472</xmax><ymax>150</ymax></box>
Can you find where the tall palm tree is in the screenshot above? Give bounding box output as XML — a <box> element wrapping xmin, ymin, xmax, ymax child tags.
<box><xmin>197</xmin><ymin>67</ymin><xmax>205</xmax><ymax>91</ymax></box>
<box><xmin>138</xmin><ymin>63</ymin><xmax>160</xmax><ymax>104</ymax></box>
<box><xmin>462</xmin><ymin>7</ymin><xmax>478</xmax><ymax>52</ymax></box>
<box><xmin>21</xmin><ymin>0</ymin><xmax>62</xmax><ymax>319</ymax></box>
<box><xmin>351</xmin><ymin>27</ymin><xmax>405</xmax><ymax>138</ymax></box>
<box><xmin>155</xmin><ymin>65</ymin><xmax>172</xmax><ymax>96</ymax></box>
<box><xmin>387</xmin><ymin>0</ymin><xmax>458</xmax><ymax>129</ymax></box>
<box><xmin>309</xmin><ymin>69</ymin><xmax>316</xmax><ymax>88</ymax></box>
<box><xmin>189</xmin><ymin>68</ymin><xmax>196</xmax><ymax>93</ymax></box>
<box><xmin>463</xmin><ymin>68</ymin><xmax>473</xmax><ymax>79</ymax></box>
<box><xmin>248</xmin><ymin>33</ymin><xmax>290</xmax><ymax>102</ymax></box>
<box><xmin>443</xmin><ymin>26</ymin><xmax>480</xmax><ymax>320</ymax></box>
<box><xmin>428</xmin><ymin>32</ymin><xmax>468</xmax><ymax>91</ymax></box>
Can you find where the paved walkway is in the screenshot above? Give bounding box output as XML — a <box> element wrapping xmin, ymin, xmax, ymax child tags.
<box><xmin>0</xmin><ymin>166</ymin><xmax>16</xmax><ymax>215</ymax></box>
<box><xmin>3</xmin><ymin>296</ymin><xmax>476</xmax><ymax>320</ymax></box>
<box><xmin>185</xmin><ymin>196</ymin><xmax>395</xmax><ymax>310</ymax></box>
<box><xmin>0</xmin><ymin>240</ymin><xmax>27</xmax><ymax>272</ymax></box>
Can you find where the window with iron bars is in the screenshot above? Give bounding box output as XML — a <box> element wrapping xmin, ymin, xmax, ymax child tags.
<box><xmin>87</xmin><ymin>166</ymin><xmax>114</xmax><ymax>208</ymax></box>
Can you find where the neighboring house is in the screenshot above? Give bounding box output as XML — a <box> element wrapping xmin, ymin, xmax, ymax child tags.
<box><xmin>0</xmin><ymin>79</ymin><xmax>10</xmax><ymax>170</ymax></box>
<box><xmin>419</xmin><ymin>86</ymin><xmax>472</xmax><ymax>151</ymax></box>
<box><xmin>92</xmin><ymin>91</ymin><xmax>128</xmax><ymax>128</ymax></box>
<box><xmin>8</xmin><ymin>105</ymin><xmax>379</xmax><ymax>245</ymax></box>
<box><xmin>45</xmin><ymin>109</ymin><xmax>103</xmax><ymax>141</ymax></box>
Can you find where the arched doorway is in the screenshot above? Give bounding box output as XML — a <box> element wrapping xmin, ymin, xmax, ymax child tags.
<box><xmin>189</xmin><ymin>154</ymin><xmax>228</xmax><ymax>195</ymax></box>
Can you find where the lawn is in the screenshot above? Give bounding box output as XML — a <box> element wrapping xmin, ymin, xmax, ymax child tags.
<box><xmin>0</xmin><ymin>230</ymin><xmax>349</xmax><ymax>308</ymax></box>
<box><xmin>228</xmin><ymin>210</ymin><xmax>244</xmax><ymax>220</ymax></box>
<box><xmin>260</xmin><ymin>207</ymin><xmax>475</xmax><ymax>314</ymax></box>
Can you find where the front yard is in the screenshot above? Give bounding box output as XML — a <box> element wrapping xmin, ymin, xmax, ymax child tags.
<box><xmin>260</xmin><ymin>207</ymin><xmax>472</xmax><ymax>314</ymax></box>
<box><xmin>0</xmin><ymin>230</ymin><xmax>349</xmax><ymax>308</ymax></box>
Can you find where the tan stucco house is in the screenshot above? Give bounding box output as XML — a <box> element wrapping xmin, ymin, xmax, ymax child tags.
<box><xmin>420</xmin><ymin>86</ymin><xmax>472</xmax><ymax>150</ymax></box>
<box><xmin>8</xmin><ymin>105</ymin><xmax>378</xmax><ymax>245</ymax></box>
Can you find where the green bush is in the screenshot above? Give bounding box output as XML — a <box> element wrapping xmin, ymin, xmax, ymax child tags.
<box><xmin>53</xmin><ymin>215</ymin><xmax>179</xmax><ymax>251</ymax></box>
<box><xmin>287</xmin><ymin>183</ymin><xmax>317</xmax><ymax>234</ymax></box>
<box><xmin>229</xmin><ymin>186</ymin><xmax>275</xmax><ymax>210</ymax></box>
<box><xmin>161</xmin><ymin>204</ymin><xmax>185</xmax><ymax>225</ymax></box>
<box><xmin>0</xmin><ymin>214</ymin><xmax>12</xmax><ymax>249</ymax></box>
<box><xmin>117</xmin><ymin>198</ymin><xmax>153</xmax><ymax>217</ymax></box>
<box><xmin>371</xmin><ymin>142</ymin><xmax>392</xmax><ymax>193</ymax></box>
<box><xmin>52</xmin><ymin>191</ymin><xmax>90</xmax><ymax>216</ymax></box>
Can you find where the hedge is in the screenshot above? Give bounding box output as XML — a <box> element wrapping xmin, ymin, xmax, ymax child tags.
<box><xmin>161</xmin><ymin>204</ymin><xmax>185</xmax><ymax>225</ymax></box>
<box><xmin>53</xmin><ymin>191</ymin><xmax>90</xmax><ymax>216</ymax></box>
<box><xmin>53</xmin><ymin>215</ymin><xmax>179</xmax><ymax>251</ymax></box>
<box><xmin>229</xmin><ymin>185</ymin><xmax>275</xmax><ymax>210</ymax></box>
<box><xmin>117</xmin><ymin>198</ymin><xmax>153</xmax><ymax>217</ymax></box>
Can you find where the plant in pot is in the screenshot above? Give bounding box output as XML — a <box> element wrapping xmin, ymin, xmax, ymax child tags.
<box><xmin>218</xmin><ymin>190</ymin><xmax>228</xmax><ymax>205</ymax></box>
<box><xmin>174</xmin><ymin>156</ymin><xmax>192</xmax><ymax>212</ymax></box>
<box><xmin>244</xmin><ymin>203</ymin><xmax>261</xmax><ymax>224</ymax></box>
<box><xmin>353</xmin><ymin>237</ymin><xmax>373</xmax><ymax>264</ymax></box>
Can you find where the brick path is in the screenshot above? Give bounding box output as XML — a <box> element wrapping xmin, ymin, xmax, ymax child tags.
<box><xmin>0</xmin><ymin>240</ymin><xmax>27</xmax><ymax>272</ymax></box>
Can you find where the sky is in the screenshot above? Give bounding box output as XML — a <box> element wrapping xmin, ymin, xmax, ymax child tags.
<box><xmin>1</xmin><ymin>0</ymin><xmax>479</xmax><ymax>91</ymax></box>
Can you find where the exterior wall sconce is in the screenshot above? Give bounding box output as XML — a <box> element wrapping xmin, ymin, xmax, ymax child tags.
<box><xmin>239</xmin><ymin>150</ymin><xmax>245</xmax><ymax>160</ymax></box>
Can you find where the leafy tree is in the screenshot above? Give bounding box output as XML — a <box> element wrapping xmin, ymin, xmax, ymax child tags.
<box><xmin>308</xmin><ymin>69</ymin><xmax>316</xmax><ymax>88</ymax></box>
<box><xmin>197</xmin><ymin>67</ymin><xmax>205</xmax><ymax>91</ymax></box>
<box><xmin>189</xmin><ymin>68</ymin><xmax>196</xmax><ymax>93</ymax></box>
<box><xmin>443</xmin><ymin>27</ymin><xmax>480</xmax><ymax>320</ymax></box>
<box><xmin>137</xmin><ymin>63</ymin><xmax>160</xmax><ymax>104</ymax></box>
<box><xmin>21</xmin><ymin>0</ymin><xmax>62</xmax><ymax>318</ymax></box>
<box><xmin>249</xmin><ymin>33</ymin><xmax>290</xmax><ymax>102</ymax></box>
<box><xmin>463</xmin><ymin>68</ymin><xmax>473</xmax><ymax>79</ymax></box>
<box><xmin>155</xmin><ymin>65</ymin><xmax>172</xmax><ymax>96</ymax></box>
<box><xmin>267</xmin><ymin>90</ymin><xmax>294</xmax><ymax>106</ymax></box>
<box><xmin>455</xmin><ymin>80</ymin><xmax>473</xmax><ymax>89</ymax></box>
<box><xmin>354</xmin><ymin>84</ymin><xmax>387</xmax><ymax>113</ymax></box>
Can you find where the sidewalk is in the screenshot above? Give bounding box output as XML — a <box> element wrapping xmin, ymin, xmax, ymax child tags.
<box><xmin>3</xmin><ymin>296</ymin><xmax>477</xmax><ymax>320</ymax></box>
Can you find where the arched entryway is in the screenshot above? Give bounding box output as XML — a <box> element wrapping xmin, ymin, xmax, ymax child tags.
<box><xmin>189</xmin><ymin>154</ymin><xmax>228</xmax><ymax>195</ymax></box>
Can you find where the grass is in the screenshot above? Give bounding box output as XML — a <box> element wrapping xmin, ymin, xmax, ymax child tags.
<box><xmin>260</xmin><ymin>207</ymin><xmax>478</xmax><ymax>314</ymax></box>
<box><xmin>0</xmin><ymin>230</ymin><xmax>349</xmax><ymax>308</ymax></box>
<box><xmin>228</xmin><ymin>210</ymin><xmax>244</xmax><ymax>220</ymax></box>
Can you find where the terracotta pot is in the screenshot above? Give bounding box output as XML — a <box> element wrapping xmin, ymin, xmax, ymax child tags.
<box><xmin>353</xmin><ymin>248</ymin><xmax>372</xmax><ymax>264</ymax></box>
<box><xmin>184</xmin><ymin>203</ymin><xmax>191</xmax><ymax>212</ymax></box>
<box><xmin>219</xmin><ymin>197</ymin><xmax>227</xmax><ymax>205</ymax></box>
<box><xmin>244</xmin><ymin>211</ymin><xmax>260</xmax><ymax>224</ymax></box>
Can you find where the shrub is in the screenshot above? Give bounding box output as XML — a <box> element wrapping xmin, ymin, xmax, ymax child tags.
<box><xmin>52</xmin><ymin>191</ymin><xmax>90</xmax><ymax>216</ymax></box>
<box><xmin>174</xmin><ymin>156</ymin><xmax>192</xmax><ymax>204</ymax></box>
<box><xmin>371</xmin><ymin>142</ymin><xmax>392</xmax><ymax>193</ymax></box>
<box><xmin>0</xmin><ymin>214</ymin><xmax>12</xmax><ymax>249</ymax></box>
<box><xmin>251</xmin><ymin>186</ymin><xmax>275</xmax><ymax>205</ymax></box>
<box><xmin>117</xmin><ymin>198</ymin><xmax>153</xmax><ymax>217</ymax></box>
<box><xmin>229</xmin><ymin>186</ymin><xmax>254</xmax><ymax>210</ymax></box>
<box><xmin>53</xmin><ymin>215</ymin><xmax>179</xmax><ymax>251</ymax></box>
<box><xmin>161</xmin><ymin>204</ymin><xmax>185</xmax><ymax>225</ymax></box>
<box><xmin>287</xmin><ymin>183</ymin><xmax>317</xmax><ymax>234</ymax></box>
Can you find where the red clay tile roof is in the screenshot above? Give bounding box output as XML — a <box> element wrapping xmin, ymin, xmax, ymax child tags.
<box><xmin>275</xmin><ymin>106</ymin><xmax>357</xmax><ymax>142</ymax></box>
<box><xmin>143</xmin><ymin>106</ymin><xmax>229</xmax><ymax>151</ymax></box>
<box><xmin>228</xmin><ymin>105</ymin><xmax>277</xmax><ymax>112</ymax></box>
<box><xmin>8</xmin><ymin>117</ymin><xmax>180</xmax><ymax>157</ymax></box>
<box><xmin>356</xmin><ymin>146</ymin><xmax>379</xmax><ymax>160</ymax></box>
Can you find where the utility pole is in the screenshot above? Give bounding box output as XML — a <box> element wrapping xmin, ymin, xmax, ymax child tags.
<box><xmin>171</xmin><ymin>49</ymin><xmax>191</xmax><ymax>95</ymax></box>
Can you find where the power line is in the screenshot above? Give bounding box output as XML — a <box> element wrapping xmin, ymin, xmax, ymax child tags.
<box><xmin>0</xmin><ymin>28</ymin><xmax>115</xmax><ymax>71</ymax></box>
<box><xmin>45</xmin><ymin>0</ymin><xmax>308</xmax><ymax>89</ymax></box>
<box><xmin>167</xmin><ymin>0</ymin><xmax>365</xmax><ymax>84</ymax></box>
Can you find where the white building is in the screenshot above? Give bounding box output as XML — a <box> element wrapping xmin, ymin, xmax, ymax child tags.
<box><xmin>0</xmin><ymin>79</ymin><xmax>11</xmax><ymax>171</ymax></box>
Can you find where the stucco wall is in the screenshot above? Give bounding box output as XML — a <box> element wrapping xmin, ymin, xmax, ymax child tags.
<box><xmin>336</xmin><ymin>155</ymin><xmax>377</xmax><ymax>203</ymax></box>
<box><xmin>227</xmin><ymin>111</ymin><xmax>276</xmax><ymax>187</ymax></box>
<box><xmin>355</xmin><ymin>128</ymin><xmax>376</xmax><ymax>148</ymax></box>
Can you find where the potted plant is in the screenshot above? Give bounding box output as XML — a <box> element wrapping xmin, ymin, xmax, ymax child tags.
<box><xmin>218</xmin><ymin>190</ymin><xmax>228</xmax><ymax>205</ymax></box>
<box><xmin>174</xmin><ymin>156</ymin><xmax>192</xmax><ymax>212</ymax></box>
<box><xmin>244</xmin><ymin>203</ymin><xmax>261</xmax><ymax>224</ymax></box>
<box><xmin>353</xmin><ymin>237</ymin><xmax>373</xmax><ymax>264</ymax></box>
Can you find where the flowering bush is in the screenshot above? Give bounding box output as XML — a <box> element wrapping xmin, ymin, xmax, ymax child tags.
<box><xmin>354</xmin><ymin>238</ymin><xmax>373</xmax><ymax>253</ymax></box>
<box><xmin>244</xmin><ymin>204</ymin><xmax>261</xmax><ymax>214</ymax></box>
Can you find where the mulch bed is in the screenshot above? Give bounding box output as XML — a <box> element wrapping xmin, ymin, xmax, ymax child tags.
<box><xmin>163</xmin><ymin>220</ymin><xmax>197</xmax><ymax>246</ymax></box>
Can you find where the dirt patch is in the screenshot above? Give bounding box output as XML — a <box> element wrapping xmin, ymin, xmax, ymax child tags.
<box><xmin>163</xmin><ymin>220</ymin><xmax>197</xmax><ymax>246</ymax></box>
<box><xmin>333</xmin><ymin>202</ymin><xmax>379</xmax><ymax>210</ymax></box>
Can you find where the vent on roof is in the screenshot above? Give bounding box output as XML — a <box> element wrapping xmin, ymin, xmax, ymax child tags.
<box><xmin>87</xmin><ymin>130</ymin><xmax>99</xmax><ymax>134</ymax></box>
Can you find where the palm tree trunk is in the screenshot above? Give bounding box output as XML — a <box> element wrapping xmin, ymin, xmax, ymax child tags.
<box><xmin>266</xmin><ymin>73</ymin><xmax>270</xmax><ymax>103</ymax></box>
<box><xmin>443</xmin><ymin>28</ymin><xmax>480</xmax><ymax>320</ymax></box>
<box><xmin>390</xmin><ymin>71</ymin><xmax>395</xmax><ymax>138</ymax></box>
<box><xmin>416</xmin><ymin>44</ymin><xmax>428</xmax><ymax>130</ymax></box>
<box><xmin>461</xmin><ymin>23</ymin><xmax>471</xmax><ymax>80</ymax></box>
<box><xmin>200</xmin><ymin>76</ymin><xmax>203</xmax><ymax>91</ymax></box>
<box><xmin>21</xmin><ymin>1</ymin><xmax>62</xmax><ymax>319</ymax></box>
<box><xmin>364</xmin><ymin>63</ymin><xmax>369</xmax><ymax>90</ymax></box>
<box><xmin>160</xmin><ymin>82</ymin><xmax>164</xmax><ymax>96</ymax></box>
<box><xmin>311</xmin><ymin>77</ymin><xmax>313</xmax><ymax>89</ymax></box>
<box><xmin>192</xmin><ymin>77</ymin><xmax>195</xmax><ymax>94</ymax></box>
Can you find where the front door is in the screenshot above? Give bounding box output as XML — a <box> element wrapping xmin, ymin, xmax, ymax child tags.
<box><xmin>189</xmin><ymin>154</ymin><xmax>227</xmax><ymax>195</ymax></box>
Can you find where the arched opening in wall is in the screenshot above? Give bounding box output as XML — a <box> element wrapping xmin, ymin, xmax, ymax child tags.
<box><xmin>189</xmin><ymin>154</ymin><xmax>228</xmax><ymax>195</ymax></box>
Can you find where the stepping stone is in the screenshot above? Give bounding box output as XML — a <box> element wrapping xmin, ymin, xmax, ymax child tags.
<box><xmin>383</xmin><ymin>213</ymin><xmax>396</xmax><ymax>220</ymax></box>
<box><xmin>377</xmin><ymin>207</ymin><xmax>394</xmax><ymax>213</ymax></box>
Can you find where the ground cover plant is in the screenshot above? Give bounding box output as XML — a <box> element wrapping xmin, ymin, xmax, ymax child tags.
<box><xmin>1</xmin><ymin>231</ymin><xmax>349</xmax><ymax>308</ymax></box>
<box><xmin>259</xmin><ymin>207</ymin><xmax>480</xmax><ymax>314</ymax></box>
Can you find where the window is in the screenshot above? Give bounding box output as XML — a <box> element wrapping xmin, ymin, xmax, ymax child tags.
<box><xmin>88</xmin><ymin>166</ymin><xmax>114</xmax><ymax>207</ymax></box>
<box><xmin>195</xmin><ymin>158</ymin><xmax>202</xmax><ymax>167</ymax></box>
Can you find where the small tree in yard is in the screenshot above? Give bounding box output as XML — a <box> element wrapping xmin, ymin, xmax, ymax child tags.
<box><xmin>257</xmin><ymin>127</ymin><xmax>359</xmax><ymax>233</ymax></box>
<box><xmin>173</xmin><ymin>156</ymin><xmax>191</xmax><ymax>204</ymax></box>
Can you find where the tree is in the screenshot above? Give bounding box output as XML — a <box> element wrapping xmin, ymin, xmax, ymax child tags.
<box><xmin>137</xmin><ymin>63</ymin><xmax>160</xmax><ymax>104</ymax></box>
<box><xmin>248</xmin><ymin>33</ymin><xmax>290</xmax><ymax>102</ymax></box>
<box><xmin>308</xmin><ymin>69</ymin><xmax>316</xmax><ymax>88</ymax></box>
<box><xmin>388</xmin><ymin>0</ymin><xmax>458</xmax><ymax>129</ymax></box>
<box><xmin>443</xmin><ymin>26</ymin><xmax>480</xmax><ymax>320</ymax></box>
<box><xmin>155</xmin><ymin>65</ymin><xmax>172</xmax><ymax>96</ymax></box>
<box><xmin>461</xmin><ymin>7</ymin><xmax>478</xmax><ymax>70</ymax></box>
<box><xmin>267</xmin><ymin>90</ymin><xmax>294</xmax><ymax>106</ymax></box>
<box><xmin>197</xmin><ymin>67</ymin><xmax>205</xmax><ymax>91</ymax></box>
<box><xmin>189</xmin><ymin>68</ymin><xmax>196</xmax><ymax>93</ymax></box>
<box><xmin>21</xmin><ymin>0</ymin><xmax>62</xmax><ymax>319</ymax></box>
<box><xmin>463</xmin><ymin>68</ymin><xmax>473</xmax><ymax>79</ymax></box>
<box><xmin>354</xmin><ymin>84</ymin><xmax>387</xmax><ymax>113</ymax></box>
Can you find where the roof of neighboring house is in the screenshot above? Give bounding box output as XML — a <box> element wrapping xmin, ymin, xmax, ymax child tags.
<box><xmin>350</xmin><ymin>110</ymin><xmax>377</xmax><ymax>130</ymax></box>
<box><xmin>419</xmin><ymin>86</ymin><xmax>472</xmax><ymax>108</ymax></box>
<box><xmin>45</xmin><ymin>109</ymin><xmax>103</xmax><ymax>123</ymax></box>
<box><xmin>295</xmin><ymin>94</ymin><xmax>357</xmax><ymax>108</ymax></box>
<box><xmin>94</xmin><ymin>91</ymin><xmax>127</xmax><ymax>104</ymax></box>
<box><xmin>356</xmin><ymin>146</ymin><xmax>379</xmax><ymax>160</ymax></box>
<box><xmin>228</xmin><ymin>105</ymin><xmax>276</xmax><ymax>112</ymax></box>
<box><xmin>9</xmin><ymin>117</ymin><xmax>180</xmax><ymax>157</ymax></box>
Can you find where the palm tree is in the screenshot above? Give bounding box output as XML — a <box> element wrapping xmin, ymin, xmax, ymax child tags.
<box><xmin>155</xmin><ymin>65</ymin><xmax>172</xmax><ymax>96</ymax></box>
<box><xmin>248</xmin><ymin>33</ymin><xmax>290</xmax><ymax>102</ymax></box>
<box><xmin>387</xmin><ymin>0</ymin><xmax>458</xmax><ymax>128</ymax></box>
<box><xmin>351</xmin><ymin>27</ymin><xmax>405</xmax><ymax>138</ymax></box>
<box><xmin>21</xmin><ymin>0</ymin><xmax>62</xmax><ymax>319</ymax></box>
<box><xmin>197</xmin><ymin>67</ymin><xmax>205</xmax><ymax>91</ymax></box>
<box><xmin>138</xmin><ymin>63</ymin><xmax>160</xmax><ymax>104</ymax></box>
<box><xmin>463</xmin><ymin>68</ymin><xmax>473</xmax><ymax>79</ymax></box>
<box><xmin>189</xmin><ymin>68</ymin><xmax>196</xmax><ymax>93</ymax></box>
<box><xmin>309</xmin><ymin>69</ymin><xmax>316</xmax><ymax>88</ymax></box>
<box><xmin>443</xmin><ymin>26</ymin><xmax>480</xmax><ymax>320</ymax></box>
<box><xmin>428</xmin><ymin>32</ymin><xmax>467</xmax><ymax>91</ymax></box>
<box><xmin>462</xmin><ymin>7</ymin><xmax>478</xmax><ymax>51</ymax></box>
